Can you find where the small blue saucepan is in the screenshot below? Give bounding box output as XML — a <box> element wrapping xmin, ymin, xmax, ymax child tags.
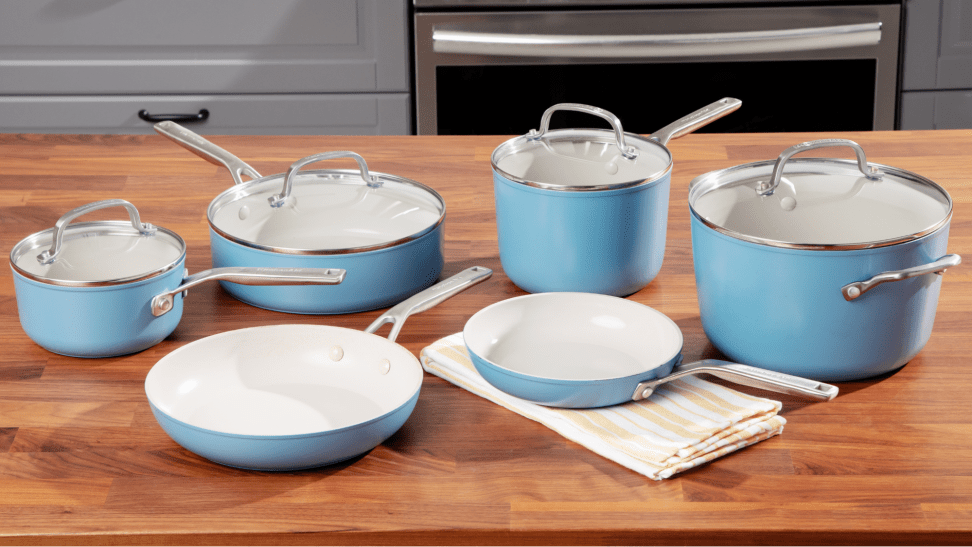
<box><xmin>463</xmin><ymin>292</ymin><xmax>838</xmax><ymax>408</ymax></box>
<box><xmin>490</xmin><ymin>99</ymin><xmax>740</xmax><ymax>296</ymax></box>
<box><xmin>10</xmin><ymin>199</ymin><xmax>346</xmax><ymax>358</ymax></box>
<box><xmin>155</xmin><ymin>122</ymin><xmax>446</xmax><ymax>314</ymax></box>
<box><xmin>145</xmin><ymin>266</ymin><xmax>492</xmax><ymax>470</ymax></box>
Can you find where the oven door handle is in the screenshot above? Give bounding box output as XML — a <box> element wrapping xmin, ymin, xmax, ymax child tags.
<box><xmin>431</xmin><ymin>22</ymin><xmax>882</xmax><ymax>57</ymax></box>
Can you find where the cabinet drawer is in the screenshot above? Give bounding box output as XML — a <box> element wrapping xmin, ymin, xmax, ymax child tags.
<box><xmin>899</xmin><ymin>90</ymin><xmax>972</xmax><ymax>129</ymax></box>
<box><xmin>0</xmin><ymin>94</ymin><xmax>411</xmax><ymax>135</ymax></box>
<box><xmin>0</xmin><ymin>0</ymin><xmax>407</xmax><ymax>94</ymax></box>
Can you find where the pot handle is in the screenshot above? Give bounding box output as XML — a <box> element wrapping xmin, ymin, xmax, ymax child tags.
<box><xmin>841</xmin><ymin>254</ymin><xmax>961</xmax><ymax>301</ymax></box>
<box><xmin>37</xmin><ymin>199</ymin><xmax>157</xmax><ymax>265</ymax></box>
<box><xmin>270</xmin><ymin>151</ymin><xmax>379</xmax><ymax>208</ymax></box>
<box><xmin>365</xmin><ymin>266</ymin><xmax>493</xmax><ymax>343</ymax></box>
<box><xmin>527</xmin><ymin>103</ymin><xmax>638</xmax><ymax>160</ymax></box>
<box><xmin>153</xmin><ymin>121</ymin><xmax>262</xmax><ymax>186</ymax></box>
<box><xmin>150</xmin><ymin>267</ymin><xmax>347</xmax><ymax>316</ymax></box>
<box><xmin>649</xmin><ymin>97</ymin><xmax>742</xmax><ymax>146</ymax></box>
<box><xmin>756</xmin><ymin>138</ymin><xmax>883</xmax><ymax>196</ymax></box>
<box><xmin>633</xmin><ymin>359</ymin><xmax>839</xmax><ymax>402</ymax></box>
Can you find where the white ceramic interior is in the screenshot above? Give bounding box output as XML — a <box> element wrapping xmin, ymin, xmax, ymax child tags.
<box><xmin>463</xmin><ymin>293</ymin><xmax>683</xmax><ymax>381</ymax></box>
<box><xmin>145</xmin><ymin>324</ymin><xmax>423</xmax><ymax>436</ymax></box>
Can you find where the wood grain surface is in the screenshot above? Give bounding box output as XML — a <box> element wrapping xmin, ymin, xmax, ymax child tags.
<box><xmin>0</xmin><ymin>130</ymin><xmax>970</xmax><ymax>545</ymax></box>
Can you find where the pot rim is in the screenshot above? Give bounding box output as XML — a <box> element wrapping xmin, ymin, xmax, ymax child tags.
<box><xmin>688</xmin><ymin>158</ymin><xmax>954</xmax><ymax>250</ymax></box>
<box><xmin>9</xmin><ymin>221</ymin><xmax>187</xmax><ymax>287</ymax></box>
<box><xmin>206</xmin><ymin>168</ymin><xmax>447</xmax><ymax>255</ymax></box>
<box><xmin>491</xmin><ymin>128</ymin><xmax>674</xmax><ymax>192</ymax></box>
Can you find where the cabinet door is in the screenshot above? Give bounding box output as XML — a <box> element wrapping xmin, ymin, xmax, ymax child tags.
<box><xmin>901</xmin><ymin>0</ymin><xmax>972</xmax><ymax>90</ymax></box>
<box><xmin>0</xmin><ymin>94</ymin><xmax>410</xmax><ymax>135</ymax></box>
<box><xmin>0</xmin><ymin>0</ymin><xmax>408</xmax><ymax>94</ymax></box>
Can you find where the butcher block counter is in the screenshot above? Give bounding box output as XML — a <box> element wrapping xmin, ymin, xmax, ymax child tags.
<box><xmin>0</xmin><ymin>129</ymin><xmax>970</xmax><ymax>545</ymax></box>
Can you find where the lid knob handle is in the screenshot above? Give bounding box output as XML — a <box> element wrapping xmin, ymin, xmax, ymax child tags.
<box><xmin>756</xmin><ymin>138</ymin><xmax>883</xmax><ymax>196</ymax></box>
<box><xmin>528</xmin><ymin>103</ymin><xmax>638</xmax><ymax>160</ymax></box>
<box><xmin>36</xmin><ymin>199</ymin><xmax>156</xmax><ymax>265</ymax></box>
<box><xmin>270</xmin><ymin>151</ymin><xmax>378</xmax><ymax>208</ymax></box>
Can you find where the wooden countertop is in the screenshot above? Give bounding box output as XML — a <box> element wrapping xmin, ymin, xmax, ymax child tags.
<box><xmin>1</xmin><ymin>130</ymin><xmax>970</xmax><ymax>545</ymax></box>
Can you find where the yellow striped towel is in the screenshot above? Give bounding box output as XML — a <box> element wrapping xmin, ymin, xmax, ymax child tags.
<box><xmin>420</xmin><ymin>333</ymin><xmax>787</xmax><ymax>480</ymax></box>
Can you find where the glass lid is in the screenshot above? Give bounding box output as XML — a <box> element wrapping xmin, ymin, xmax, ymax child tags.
<box><xmin>688</xmin><ymin>139</ymin><xmax>953</xmax><ymax>249</ymax></box>
<box><xmin>208</xmin><ymin>152</ymin><xmax>445</xmax><ymax>254</ymax></box>
<box><xmin>491</xmin><ymin>104</ymin><xmax>673</xmax><ymax>191</ymax></box>
<box><xmin>10</xmin><ymin>200</ymin><xmax>185</xmax><ymax>285</ymax></box>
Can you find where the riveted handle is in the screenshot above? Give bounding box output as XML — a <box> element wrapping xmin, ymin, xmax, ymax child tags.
<box><xmin>269</xmin><ymin>151</ymin><xmax>378</xmax><ymax>208</ymax></box>
<box><xmin>757</xmin><ymin>138</ymin><xmax>883</xmax><ymax>196</ymax></box>
<box><xmin>528</xmin><ymin>103</ymin><xmax>638</xmax><ymax>160</ymax></box>
<box><xmin>842</xmin><ymin>254</ymin><xmax>961</xmax><ymax>301</ymax></box>
<box><xmin>37</xmin><ymin>199</ymin><xmax>156</xmax><ymax>265</ymax></box>
<box><xmin>633</xmin><ymin>359</ymin><xmax>839</xmax><ymax>401</ymax></box>
<box><xmin>153</xmin><ymin>121</ymin><xmax>262</xmax><ymax>186</ymax></box>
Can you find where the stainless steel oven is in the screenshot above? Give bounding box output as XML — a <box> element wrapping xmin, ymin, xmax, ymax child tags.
<box><xmin>413</xmin><ymin>0</ymin><xmax>901</xmax><ymax>135</ymax></box>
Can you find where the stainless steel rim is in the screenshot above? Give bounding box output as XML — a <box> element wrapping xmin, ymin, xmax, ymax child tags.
<box><xmin>490</xmin><ymin>129</ymin><xmax>673</xmax><ymax>192</ymax></box>
<box><xmin>9</xmin><ymin>221</ymin><xmax>187</xmax><ymax>287</ymax></box>
<box><xmin>207</xmin><ymin>169</ymin><xmax>447</xmax><ymax>255</ymax></box>
<box><xmin>688</xmin><ymin>158</ymin><xmax>954</xmax><ymax>250</ymax></box>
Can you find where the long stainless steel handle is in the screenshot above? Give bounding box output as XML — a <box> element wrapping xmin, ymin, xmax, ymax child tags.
<box><xmin>37</xmin><ymin>199</ymin><xmax>156</xmax><ymax>265</ymax></box>
<box><xmin>366</xmin><ymin>266</ymin><xmax>493</xmax><ymax>343</ymax></box>
<box><xmin>650</xmin><ymin>98</ymin><xmax>742</xmax><ymax>146</ymax></box>
<box><xmin>842</xmin><ymin>254</ymin><xmax>962</xmax><ymax>301</ymax></box>
<box><xmin>150</xmin><ymin>267</ymin><xmax>347</xmax><ymax>316</ymax></box>
<box><xmin>633</xmin><ymin>359</ymin><xmax>839</xmax><ymax>402</ymax></box>
<box><xmin>153</xmin><ymin>120</ymin><xmax>262</xmax><ymax>186</ymax></box>
<box><xmin>432</xmin><ymin>22</ymin><xmax>882</xmax><ymax>58</ymax></box>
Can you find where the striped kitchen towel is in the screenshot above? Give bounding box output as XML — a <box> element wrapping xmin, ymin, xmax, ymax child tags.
<box><xmin>420</xmin><ymin>333</ymin><xmax>786</xmax><ymax>480</ymax></box>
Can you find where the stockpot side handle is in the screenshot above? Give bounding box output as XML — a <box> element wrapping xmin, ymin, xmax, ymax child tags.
<box><xmin>153</xmin><ymin>121</ymin><xmax>262</xmax><ymax>187</ymax></box>
<box><xmin>632</xmin><ymin>359</ymin><xmax>839</xmax><ymax>402</ymax></box>
<box><xmin>270</xmin><ymin>151</ymin><xmax>378</xmax><ymax>208</ymax></box>
<box><xmin>756</xmin><ymin>138</ymin><xmax>883</xmax><ymax>196</ymax></box>
<box><xmin>365</xmin><ymin>266</ymin><xmax>493</xmax><ymax>343</ymax></box>
<box><xmin>37</xmin><ymin>199</ymin><xmax>156</xmax><ymax>265</ymax></box>
<box><xmin>150</xmin><ymin>267</ymin><xmax>347</xmax><ymax>316</ymax></box>
<box><xmin>528</xmin><ymin>103</ymin><xmax>638</xmax><ymax>160</ymax></box>
<box><xmin>841</xmin><ymin>254</ymin><xmax>961</xmax><ymax>301</ymax></box>
<box><xmin>649</xmin><ymin>97</ymin><xmax>742</xmax><ymax>146</ymax></box>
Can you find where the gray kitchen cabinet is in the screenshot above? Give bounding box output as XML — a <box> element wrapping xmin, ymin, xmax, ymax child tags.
<box><xmin>0</xmin><ymin>0</ymin><xmax>410</xmax><ymax>134</ymax></box>
<box><xmin>900</xmin><ymin>0</ymin><xmax>972</xmax><ymax>128</ymax></box>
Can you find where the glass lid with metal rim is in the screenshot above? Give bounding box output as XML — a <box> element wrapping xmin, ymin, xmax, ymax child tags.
<box><xmin>491</xmin><ymin>104</ymin><xmax>673</xmax><ymax>191</ymax></box>
<box><xmin>10</xmin><ymin>200</ymin><xmax>185</xmax><ymax>286</ymax></box>
<box><xmin>208</xmin><ymin>151</ymin><xmax>446</xmax><ymax>254</ymax></box>
<box><xmin>688</xmin><ymin>139</ymin><xmax>953</xmax><ymax>249</ymax></box>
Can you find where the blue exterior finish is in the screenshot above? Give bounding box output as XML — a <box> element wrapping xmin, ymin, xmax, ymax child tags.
<box><xmin>468</xmin><ymin>347</ymin><xmax>681</xmax><ymax>408</ymax></box>
<box><xmin>493</xmin><ymin>171</ymin><xmax>669</xmax><ymax>296</ymax></box>
<box><xmin>148</xmin><ymin>389</ymin><xmax>419</xmax><ymax>471</ymax></box>
<box><xmin>691</xmin><ymin>214</ymin><xmax>951</xmax><ymax>381</ymax></box>
<box><xmin>209</xmin><ymin>224</ymin><xmax>444</xmax><ymax>314</ymax></box>
<box><xmin>11</xmin><ymin>258</ymin><xmax>186</xmax><ymax>358</ymax></box>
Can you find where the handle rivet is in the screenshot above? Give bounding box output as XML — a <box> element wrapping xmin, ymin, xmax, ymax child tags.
<box><xmin>329</xmin><ymin>346</ymin><xmax>345</xmax><ymax>362</ymax></box>
<box><xmin>847</xmin><ymin>286</ymin><xmax>861</xmax><ymax>299</ymax></box>
<box><xmin>379</xmin><ymin>359</ymin><xmax>391</xmax><ymax>375</ymax></box>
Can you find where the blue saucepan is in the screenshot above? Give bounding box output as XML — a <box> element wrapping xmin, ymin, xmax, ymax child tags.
<box><xmin>145</xmin><ymin>266</ymin><xmax>492</xmax><ymax>470</ymax></box>
<box><xmin>490</xmin><ymin>99</ymin><xmax>740</xmax><ymax>296</ymax></box>
<box><xmin>689</xmin><ymin>139</ymin><xmax>961</xmax><ymax>381</ymax></box>
<box><xmin>155</xmin><ymin>122</ymin><xmax>446</xmax><ymax>314</ymax></box>
<box><xmin>10</xmin><ymin>199</ymin><xmax>346</xmax><ymax>358</ymax></box>
<box><xmin>463</xmin><ymin>292</ymin><xmax>837</xmax><ymax>408</ymax></box>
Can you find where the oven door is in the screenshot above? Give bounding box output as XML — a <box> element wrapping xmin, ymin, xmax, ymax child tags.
<box><xmin>414</xmin><ymin>5</ymin><xmax>900</xmax><ymax>135</ymax></box>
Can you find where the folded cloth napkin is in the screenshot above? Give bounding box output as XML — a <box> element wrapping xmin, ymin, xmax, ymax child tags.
<box><xmin>420</xmin><ymin>333</ymin><xmax>787</xmax><ymax>480</ymax></box>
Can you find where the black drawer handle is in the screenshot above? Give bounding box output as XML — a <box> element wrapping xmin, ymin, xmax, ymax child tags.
<box><xmin>138</xmin><ymin>109</ymin><xmax>209</xmax><ymax>123</ymax></box>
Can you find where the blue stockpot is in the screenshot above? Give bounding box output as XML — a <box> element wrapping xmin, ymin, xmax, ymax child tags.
<box><xmin>209</xmin><ymin>223</ymin><xmax>444</xmax><ymax>314</ymax></box>
<box><xmin>688</xmin><ymin>140</ymin><xmax>958</xmax><ymax>381</ymax></box>
<box><xmin>692</xmin><ymin>217</ymin><xmax>950</xmax><ymax>381</ymax></box>
<box><xmin>493</xmin><ymin>171</ymin><xmax>669</xmax><ymax>297</ymax></box>
<box><xmin>11</xmin><ymin>259</ymin><xmax>186</xmax><ymax>358</ymax></box>
<box><xmin>468</xmin><ymin>347</ymin><xmax>682</xmax><ymax>408</ymax></box>
<box><xmin>147</xmin><ymin>390</ymin><xmax>419</xmax><ymax>471</ymax></box>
